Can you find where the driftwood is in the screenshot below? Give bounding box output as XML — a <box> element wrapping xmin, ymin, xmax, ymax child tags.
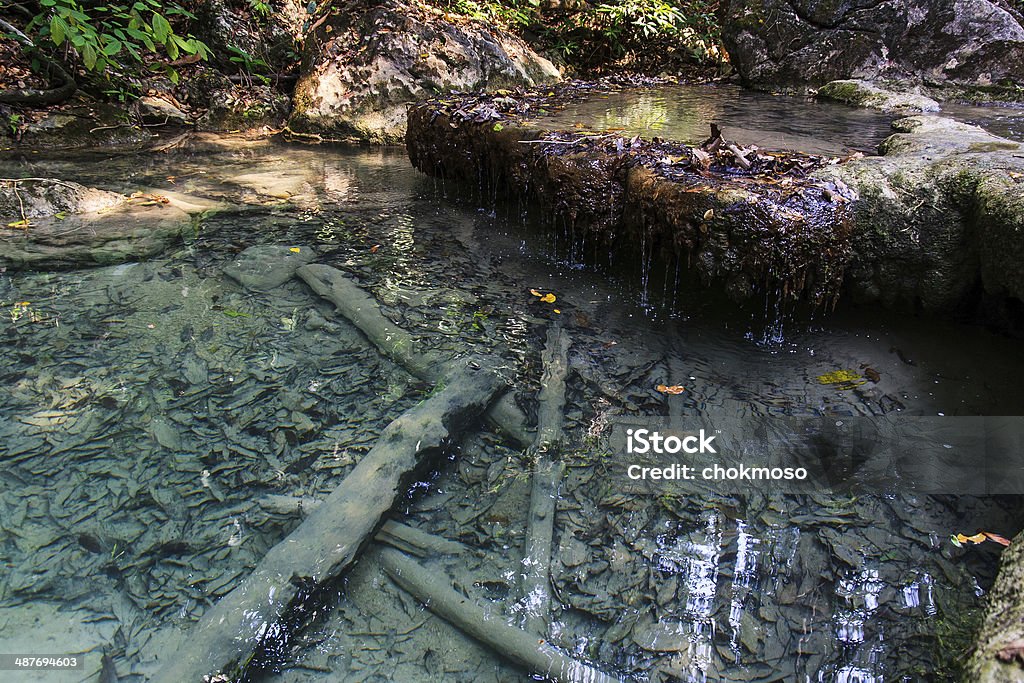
<box><xmin>258</xmin><ymin>495</ymin><xmax>466</xmax><ymax>557</ymax></box>
<box><xmin>378</xmin><ymin>548</ymin><xmax>625</xmax><ymax>683</ymax></box>
<box><xmin>522</xmin><ymin>325</ymin><xmax>570</xmax><ymax>635</ymax></box>
<box><xmin>701</xmin><ymin>122</ymin><xmax>752</xmax><ymax>170</ymax></box>
<box><xmin>296</xmin><ymin>263</ymin><xmax>532</xmax><ymax>447</ymax></box>
<box><xmin>154</xmin><ymin>358</ymin><xmax>504</xmax><ymax>683</ymax></box>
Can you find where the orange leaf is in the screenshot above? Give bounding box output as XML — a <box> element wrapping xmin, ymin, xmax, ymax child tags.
<box><xmin>984</xmin><ymin>532</ymin><xmax>1012</xmax><ymax>546</ymax></box>
<box><xmin>370</xmin><ymin>244</ymin><xmax>381</xmax><ymax>253</ymax></box>
<box><xmin>540</xmin><ymin>293</ymin><xmax>556</xmax><ymax>304</ymax></box>
<box><xmin>957</xmin><ymin>532</ymin><xmax>988</xmax><ymax>545</ymax></box>
<box><xmin>656</xmin><ymin>385</ymin><xmax>686</xmax><ymax>395</ymax></box>
<box><xmin>529</xmin><ymin>288</ymin><xmax>543</xmax><ymax>297</ymax></box>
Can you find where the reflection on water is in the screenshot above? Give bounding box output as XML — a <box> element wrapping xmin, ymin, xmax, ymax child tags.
<box><xmin>0</xmin><ymin>139</ymin><xmax>1020</xmax><ymax>682</ymax></box>
<box><xmin>533</xmin><ymin>85</ymin><xmax>897</xmax><ymax>155</ymax></box>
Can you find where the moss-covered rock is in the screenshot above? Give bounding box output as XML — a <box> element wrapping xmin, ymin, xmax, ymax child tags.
<box><xmin>817</xmin><ymin>80</ymin><xmax>939</xmax><ymax>114</ymax></box>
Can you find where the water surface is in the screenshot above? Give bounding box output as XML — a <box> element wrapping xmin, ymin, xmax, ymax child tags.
<box><xmin>0</xmin><ymin>137</ymin><xmax>1020</xmax><ymax>683</ymax></box>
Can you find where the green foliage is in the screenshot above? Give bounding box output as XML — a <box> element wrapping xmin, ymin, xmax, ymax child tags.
<box><xmin>22</xmin><ymin>0</ymin><xmax>210</xmax><ymax>84</ymax></box>
<box><xmin>430</xmin><ymin>0</ymin><xmax>723</xmax><ymax>70</ymax></box>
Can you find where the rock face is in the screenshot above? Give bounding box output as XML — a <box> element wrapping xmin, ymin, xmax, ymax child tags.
<box><xmin>289</xmin><ymin>0</ymin><xmax>560</xmax><ymax>144</ymax></box>
<box><xmin>823</xmin><ymin>115</ymin><xmax>1024</xmax><ymax>317</ymax></box>
<box><xmin>719</xmin><ymin>0</ymin><xmax>1024</xmax><ymax>94</ymax></box>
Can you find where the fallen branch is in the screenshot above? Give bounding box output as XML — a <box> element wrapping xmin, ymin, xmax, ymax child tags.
<box><xmin>522</xmin><ymin>325</ymin><xmax>570</xmax><ymax>635</ymax></box>
<box><xmin>378</xmin><ymin>547</ymin><xmax>625</xmax><ymax>683</ymax></box>
<box><xmin>258</xmin><ymin>495</ymin><xmax>466</xmax><ymax>558</ymax></box>
<box><xmin>296</xmin><ymin>263</ymin><xmax>532</xmax><ymax>447</ymax></box>
<box><xmin>153</xmin><ymin>358</ymin><xmax>505</xmax><ymax>683</ymax></box>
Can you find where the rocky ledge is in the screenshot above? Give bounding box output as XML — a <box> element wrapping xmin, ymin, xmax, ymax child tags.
<box><xmin>406</xmin><ymin>83</ymin><xmax>1024</xmax><ymax>328</ymax></box>
<box><xmin>0</xmin><ymin>179</ymin><xmax>206</xmax><ymax>269</ymax></box>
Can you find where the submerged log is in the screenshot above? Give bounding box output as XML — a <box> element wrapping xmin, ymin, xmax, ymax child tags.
<box><xmin>258</xmin><ymin>495</ymin><xmax>466</xmax><ymax>557</ymax></box>
<box><xmin>378</xmin><ymin>547</ymin><xmax>625</xmax><ymax>683</ymax></box>
<box><xmin>522</xmin><ymin>325</ymin><xmax>570</xmax><ymax>635</ymax></box>
<box><xmin>296</xmin><ymin>263</ymin><xmax>533</xmax><ymax>446</ymax></box>
<box><xmin>154</xmin><ymin>358</ymin><xmax>504</xmax><ymax>683</ymax></box>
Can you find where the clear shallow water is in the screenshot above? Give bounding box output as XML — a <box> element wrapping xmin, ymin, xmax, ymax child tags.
<box><xmin>0</xmin><ymin>138</ymin><xmax>1020</xmax><ymax>682</ymax></box>
<box><xmin>942</xmin><ymin>101</ymin><xmax>1024</xmax><ymax>142</ymax></box>
<box><xmin>531</xmin><ymin>84</ymin><xmax>897</xmax><ymax>155</ymax></box>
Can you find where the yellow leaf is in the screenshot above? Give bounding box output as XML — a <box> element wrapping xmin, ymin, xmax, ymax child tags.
<box><xmin>289</xmin><ymin>247</ymin><xmax>301</xmax><ymax>253</ymax></box>
<box><xmin>656</xmin><ymin>384</ymin><xmax>686</xmax><ymax>395</ymax></box>
<box><xmin>553</xmin><ymin>309</ymin><xmax>561</xmax><ymax>314</ymax></box>
<box><xmin>957</xmin><ymin>532</ymin><xmax>988</xmax><ymax>545</ymax></box>
<box><xmin>703</xmin><ymin>209</ymin><xmax>714</xmax><ymax>220</ymax></box>
<box><xmin>540</xmin><ymin>293</ymin><xmax>556</xmax><ymax>304</ymax></box>
<box><xmin>7</xmin><ymin>219</ymin><xmax>31</xmax><ymax>229</ymax></box>
<box><xmin>529</xmin><ymin>289</ymin><xmax>542</xmax><ymax>297</ymax></box>
<box><xmin>816</xmin><ymin>369</ymin><xmax>865</xmax><ymax>387</ymax></box>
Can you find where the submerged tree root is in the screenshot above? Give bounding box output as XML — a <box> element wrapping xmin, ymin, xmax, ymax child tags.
<box><xmin>522</xmin><ymin>325</ymin><xmax>571</xmax><ymax>635</ymax></box>
<box><xmin>296</xmin><ymin>263</ymin><xmax>533</xmax><ymax>446</ymax></box>
<box><xmin>153</xmin><ymin>358</ymin><xmax>505</xmax><ymax>683</ymax></box>
<box><xmin>378</xmin><ymin>547</ymin><xmax>625</xmax><ymax>683</ymax></box>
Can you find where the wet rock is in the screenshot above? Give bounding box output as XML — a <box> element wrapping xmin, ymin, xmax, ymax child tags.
<box><xmin>719</xmin><ymin>0</ymin><xmax>1024</xmax><ymax>97</ymax></box>
<box><xmin>4</xmin><ymin>104</ymin><xmax>153</xmax><ymax>149</ymax></box>
<box><xmin>967</xmin><ymin>531</ymin><xmax>1024</xmax><ymax>682</ymax></box>
<box><xmin>407</xmin><ymin>87</ymin><xmax>1024</xmax><ymax>329</ymax></box>
<box><xmin>134</xmin><ymin>96</ymin><xmax>190</xmax><ymax>125</ymax></box>
<box><xmin>0</xmin><ymin>178</ymin><xmax>123</xmax><ymax>218</ymax></box>
<box><xmin>822</xmin><ymin>115</ymin><xmax>1024</xmax><ymax>315</ymax></box>
<box><xmin>289</xmin><ymin>0</ymin><xmax>560</xmax><ymax>144</ymax></box>
<box><xmin>223</xmin><ymin>244</ymin><xmax>317</xmax><ymax>291</ymax></box>
<box><xmin>0</xmin><ymin>179</ymin><xmax>194</xmax><ymax>270</ymax></box>
<box><xmin>817</xmin><ymin>80</ymin><xmax>939</xmax><ymax>114</ymax></box>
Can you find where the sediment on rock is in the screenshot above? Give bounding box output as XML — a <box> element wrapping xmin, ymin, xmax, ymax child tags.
<box><xmin>407</xmin><ymin>92</ymin><xmax>859</xmax><ymax>306</ymax></box>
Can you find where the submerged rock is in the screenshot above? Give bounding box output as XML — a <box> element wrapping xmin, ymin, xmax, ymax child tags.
<box><xmin>719</xmin><ymin>0</ymin><xmax>1024</xmax><ymax>97</ymax></box>
<box><xmin>289</xmin><ymin>0</ymin><xmax>560</xmax><ymax>144</ymax></box>
<box><xmin>223</xmin><ymin>244</ymin><xmax>317</xmax><ymax>291</ymax></box>
<box><xmin>0</xmin><ymin>179</ymin><xmax>194</xmax><ymax>270</ymax></box>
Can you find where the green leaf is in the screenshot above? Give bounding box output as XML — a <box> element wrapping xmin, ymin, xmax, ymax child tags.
<box><xmin>50</xmin><ymin>16</ymin><xmax>67</xmax><ymax>45</ymax></box>
<box><xmin>151</xmin><ymin>12</ymin><xmax>171</xmax><ymax>43</ymax></box>
<box><xmin>165</xmin><ymin>36</ymin><xmax>179</xmax><ymax>59</ymax></box>
<box><xmin>103</xmin><ymin>38</ymin><xmax>122</xmax><ymax>55</ymax></box>
<box><xmin>82</xmin><ymin>42</ymin><xmax>98</xmax><ymax>70</ymax></box>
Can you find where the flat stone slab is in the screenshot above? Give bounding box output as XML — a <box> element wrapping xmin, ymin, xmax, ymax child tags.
<box><xmin>1</xmin><ymin>179</ymin><xmax>193</xmax><ymax>270</ymax></box>
<box><xmin>224</xmin><ymin>244</ymin><xmax>317</xmax><ymax>290</ymax></box>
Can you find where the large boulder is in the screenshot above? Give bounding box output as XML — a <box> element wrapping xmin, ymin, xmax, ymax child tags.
<box><xmin>289</xmin><ymin>0</ymin><xmax>560</xmax><ymax>144</ymax></box>
<box><xmin>719</xmin><ymin>0</ymin><xmax>1024</xmax><ymax>95</ymax></box>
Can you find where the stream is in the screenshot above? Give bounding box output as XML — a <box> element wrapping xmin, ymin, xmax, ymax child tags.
<box><xmin>1</xmin><ymin>87</ymin><xmax>1023</xmax><ymax>683</ymax></box>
